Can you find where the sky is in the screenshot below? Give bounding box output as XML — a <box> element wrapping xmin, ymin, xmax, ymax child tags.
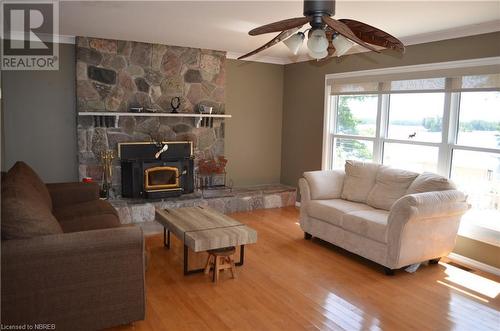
<box><xmin>344</xmin><ymin>91</ymin><xmax>499</xmax><ymax>123</ymax></box>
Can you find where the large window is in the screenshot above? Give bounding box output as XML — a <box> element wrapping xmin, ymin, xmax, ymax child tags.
<box><xmin>388</xmin><ymin>93</ymin><xmax>445</xmax><ymax>143</ymax></box>
<box><xmin>324</xmin><ymin>67</ymin><xmax>500</xmax><ymax>244</ymax></box>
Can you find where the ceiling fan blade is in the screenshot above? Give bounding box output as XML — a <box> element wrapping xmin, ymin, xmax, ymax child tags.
<box><xmin>322</xmin><ymin>16</ymin><xmax>380</xmax><ymax>53</ymax></box>
<box><xmin>326</xmin><ymin>30</ymin><xmax>335</xmax><ymax>54</ymax></box>
<box><xmin>238</xmin><ymin>28</ymin><xmax>302</xmax><ymax>60</ymax></box>
<box><xmin>339</xmin><ymin>19</ymin><xmax>405</xmax><ymax>53</ymax></box>
<box><xmin>249</xmin><ymin>17</ymin><xmax>310</xmax><ymax>36</ymax></box>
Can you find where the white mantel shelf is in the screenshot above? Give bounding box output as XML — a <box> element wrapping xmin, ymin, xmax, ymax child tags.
<box><xmin>78</xmin><ymin>111</ymin><xmax>231</xmax><ymax>118</ymax></box>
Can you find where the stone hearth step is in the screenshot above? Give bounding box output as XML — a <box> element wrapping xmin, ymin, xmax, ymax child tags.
<box><xmin>109</xmin><ymin>184</ymin><xmax>296</xmax><ymax>226</ymax></box>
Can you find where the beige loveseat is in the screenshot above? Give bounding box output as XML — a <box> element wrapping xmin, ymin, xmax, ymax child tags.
<box><xmin>299</xmin><ymin>160</ymin><xmax>470</xmax><ymax>274</ymax></box>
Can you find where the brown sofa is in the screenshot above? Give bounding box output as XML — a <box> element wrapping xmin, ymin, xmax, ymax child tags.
<box><xmin>1</xmin><ymin>162</ymin><xmax>145</xmax><ymax>330</ymax></box>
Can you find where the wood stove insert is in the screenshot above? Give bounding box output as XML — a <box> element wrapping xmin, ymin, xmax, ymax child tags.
<box><xmin>119</xmin><ymin>141</ymin><xmax>194</xmax><ymax>199</ymax></box>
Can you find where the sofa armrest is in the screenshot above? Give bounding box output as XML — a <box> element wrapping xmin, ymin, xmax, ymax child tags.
<box><xmin>303</xmin><ymin>170</ymin><xmax>345</xmax><ymax>200</ymax></box>
<box><xmin>298</xmin><ymin>178</ymin><xmax>311</xmax><ymax>204</ymax></box>
<box><xmin>389</xmin><ymin>190</ymin><xmax>469</xmax><ymax>221</ymax></box>
<box><xmin>386</xmin><ymin>190</ymin><xmax>470</xmax><ymax>268</ymax></box>
<box><xmin>46</xmin><ymin>182</ymin><xmax>100</xmax><ymax>208</ymax></box>
<box><xmin>1</xmin><ymin>226</ymin><xmax>145</xmax><ymax>329</ymax></box>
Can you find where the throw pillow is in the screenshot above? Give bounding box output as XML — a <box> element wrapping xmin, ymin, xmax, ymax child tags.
<box><xmin>341</xmin><ymin>160</ymin><xmax>381</xmax><ymax>203</ymax></box>
<box><xmin>1</xmin><ymin>184</ymin><xmax>62</xmax><ymax>240</ymax></box>
<box><xmin>366</xmin><ymin>166</ymin><xmax>419</xmax><ymax>210</ymax></box>
<box><xmin>406</xmin><ymin>172</ymin><xmax>456</xmax><ymax>194</ymax></box>
<box><xmin>6</xmin><ymin>161</ymin><xmax>53</xmax><ymax>210</ymax></box>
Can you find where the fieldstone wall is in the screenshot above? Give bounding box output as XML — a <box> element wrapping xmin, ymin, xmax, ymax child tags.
<box><xmin>76</xmin><ymin>37</ymin><xmax>225</xmax><ymax>113</ymax></box>
<box><xmin>76</xmin><ymin>36</ymin><xmax>226</xmax><ymax>196</ymax></box>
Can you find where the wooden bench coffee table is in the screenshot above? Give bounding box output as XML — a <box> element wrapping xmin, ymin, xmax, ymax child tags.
<box><xmin>155</xmin><ymin>206</ymin><xmax>257</xmax><ymax>275</ymax></box>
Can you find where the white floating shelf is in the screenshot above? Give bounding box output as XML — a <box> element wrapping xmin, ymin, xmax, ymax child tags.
<box><xmin>78</xmin><ymin>111</ymin><xmax>231</xmax><ymax>118</ymax></box>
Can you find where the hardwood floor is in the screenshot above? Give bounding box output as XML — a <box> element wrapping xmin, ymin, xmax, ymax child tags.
<box><xmin>108</xmin><ymin>207</ymin><xmax>500</xmax><ymax>331</ymax></box>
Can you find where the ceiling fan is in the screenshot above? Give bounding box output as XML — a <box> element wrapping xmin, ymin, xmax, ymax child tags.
<box><xmin>238</xmin><ymin>0</ymin><xmax>405</xmax><ymax>60</ymax></box>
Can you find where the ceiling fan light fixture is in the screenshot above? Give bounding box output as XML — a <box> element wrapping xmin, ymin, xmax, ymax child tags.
<box><xmin>308</xmin><ymin>49</ymin><xmax>328</xmax><ymax>60</ymax></box>
<box><xmin>283</xmin><ymin>32</ymin><xmax>305</xmax><ymax>55</ymax></box>
<box><xmin>331</xmin><ymin>34</ymin><xmax>354</xmax><ymax>57</ymax></box>
<box><xmin>240</xmin><ymin>0</ymin><xmax>405</xmax><ymax>61</ymax></box>
<box><xmin>306</xmin><ymin>29</ymin><xmax>329</xmax><ymax>53</ymax></box>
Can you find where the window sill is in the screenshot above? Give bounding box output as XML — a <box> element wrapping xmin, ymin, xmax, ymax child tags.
<box><xmin>458</xmin><ymin>221</ymin><xmax>500</xmax><ymax>247</ymax></box>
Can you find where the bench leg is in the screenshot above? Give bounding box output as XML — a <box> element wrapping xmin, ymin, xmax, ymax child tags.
<box><xmin>229</xmin><ymin>255</ymin><xmax>237</xmax><ymax>279</ymax></box>
<box><xmin>163</xmin><ymin>228</ymin><xmax>170</xmax><ymax>248</ymax></box>
<box><xmin>235</xmin><ymin>245</ymin><xmax>245</xmax><ymax>266</ymax></box>
<box><xmin>183</xmin><ymin>245</ymin><xmax>189</xmax><ymax>275</ymax></box>
<box><xmin>214</xmin><ymin>256</ymin><xmax>221</xmax><ymax>283</ymax></box>
<box><xmin>204</xmin><ymin>255</ymin><xmax>214</xmax><ymax>275</ymax></box>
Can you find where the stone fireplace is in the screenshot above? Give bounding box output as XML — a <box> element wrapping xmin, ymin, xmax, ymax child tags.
<box><xmin>76</xmin><ymin>36</ymin><xmax>226</xmax><ymax>197</ymax></box>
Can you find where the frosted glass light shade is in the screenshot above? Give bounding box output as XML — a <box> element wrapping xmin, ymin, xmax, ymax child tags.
<box><xmin>308</xmin><ymin>49</ymin><xmax>328</xmax><ymax>59</ymax></box>
<box><xmin>283</xmin><ymin>32</ymin><xmax>304</xmax><ymax>55</ymax></box>
<box><xmin>331</xmin><ymin>34</ymin><xmax>354</xmax><ymax>56</ymax></box>
<box><xmin>306</xmin><ymin>29</ymin><xmax>329</xmax><ymax>53</ymax></box>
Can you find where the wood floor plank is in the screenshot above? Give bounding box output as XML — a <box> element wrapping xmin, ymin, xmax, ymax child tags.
<box><xmin>106</xmin><ymin>207</ymin><xmax>500</xmax><ymax>331</ymax></box>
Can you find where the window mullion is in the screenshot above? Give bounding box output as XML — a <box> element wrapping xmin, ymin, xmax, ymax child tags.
<box><xmin>330</xmin><ymin>133</ymin><xmax>335</xmax><ymax>170</ymax></box>
<box><xmin>438</xmin><ymin>78</ymin><xmax>453</xmax><ymax>176</ymax></box>
<box><xmin>322</xmin><ymin>92</ymin><xmax>335</xmax><ymax>170</ymax></box>
<box><xmin>373</xmin><ymin>83</ymin><xmax>387</xmax><ymax>164</ymax></box>
<box><xmin>444</xmin><ymin>91</ymin><xmax>461</xmax><ymax>177</ymax></box>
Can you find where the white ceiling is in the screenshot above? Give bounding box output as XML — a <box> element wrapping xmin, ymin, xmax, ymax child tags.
<box><xmin>60</xmin><ymin>1</ymin><xmax>500</xmax><ymax>64</ymax></box>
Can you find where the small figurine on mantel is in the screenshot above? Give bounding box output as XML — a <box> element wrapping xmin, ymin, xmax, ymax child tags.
<box><xmin>170</xmin><ymin>96</ymin><xmax>181</xmax><ymax>113</ymax></box>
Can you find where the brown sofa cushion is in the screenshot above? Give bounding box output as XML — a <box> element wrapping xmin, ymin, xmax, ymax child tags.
<box><xmin>58</xmin><ymin>214</ymin><xmax>121</xmax><ymax>233</ymax></box>
<box><xmin>1</xmin><ymin>184</ymin><xmax>63</xmax><ymax>240</ymax></box>
<box><xmin>5</xmin><ymin>161</ymin><xmax>52</xmax><ymax>210</ymax></box>
<box><xmin>47</xmin><ymin>182</ymin><xmax>100</xmax><ymax>209</ymax></box>
<box><xmin>53</xmin><ymin>200</ymin><xmax>118</xmax><ymax>222</ymax></box>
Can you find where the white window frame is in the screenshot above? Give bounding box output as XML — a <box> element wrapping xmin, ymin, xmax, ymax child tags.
<box><xmin>322</xmin><ymin>57</ymin><xmax>500</xmax><ymax>246</ymax></box>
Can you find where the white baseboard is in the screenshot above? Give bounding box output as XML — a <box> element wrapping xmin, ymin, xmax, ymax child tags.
<box><xmin>447</xmin><ymin>252</ymin><xmax>500</xmax><ymax>276</ymax></box>
<box><xmin>295</xmin><ymin>201</ymin><xmax>301</xmax><ymax>208</ymax></box>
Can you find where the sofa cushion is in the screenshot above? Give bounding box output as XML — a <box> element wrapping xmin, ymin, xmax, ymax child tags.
<box><xmin>307</xmin><ymin>199</ymin><xmax>374</xmax><ymax>227</ymax></box>
<box><xmin>366</xmin><ymin>166</ymin><xmax>419</xmax><ymax>210</ymax></box>
<box><xmin>5</xmin><ymin>161</ymin><xmax>52</xmax><ymax>210</ymax></box>
<box><xmin>1</xmin><ymin>184</ymin><xmax>62</xmax><ymax>239</ymax></box>
<box><xmin>53</xmin><ymin>200</ymin><xmax>118</xmax><ymax>222</ymax></box>
<box><xmin>341</xmin><ymin>210</ymin><xmax>389</xmax><ymax>243</ymax></box>
<box><xmin>303</xmin><ymin>170</ymin><xmax>344</xmax><ymax>200</ymax></box>
<box><xmin>58</xmin><ymin>214</ymin><xmax>121</xmax><ymax>233</ymax></box>
<box><xmin>406</xmin><ymin>172</ymin><xmax>456</xmax><ymax>194</ymax></box>
<box><xmin>341</xmin><ymin>160</ymin><xmax>381</xmax><ymax>203</ymax></box>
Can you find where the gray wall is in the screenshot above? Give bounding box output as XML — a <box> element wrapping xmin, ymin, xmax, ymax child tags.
<box><xmin>225</xmin><ymin>59</ymin><xmax>284</xmax><ymax>186</ymax></box>
<box><xmin>1</xmin><ymin>43</ymin><xmax>77</xmax><ymax>182</ymax></box>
